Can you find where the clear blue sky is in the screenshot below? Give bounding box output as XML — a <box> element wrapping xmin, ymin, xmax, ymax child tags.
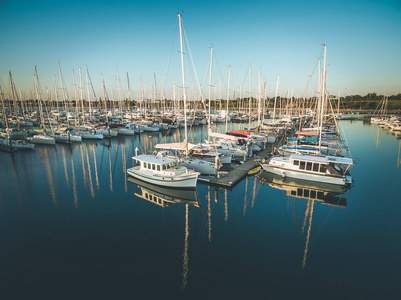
<box><xmin>1</xmin><ymin>0</ymin><xmax>400</xmax><ymax>100</ymax></box>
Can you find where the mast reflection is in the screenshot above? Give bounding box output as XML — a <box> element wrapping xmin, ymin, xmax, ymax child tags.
<box><xmin>128</xmin><ymin>177</ymin><xmax>199</xmax><ymax>290</ymax></box>
<box><xmin>259</xmin><ymin>171</ymin><xmax>349</xmax><ymax>268</ymax></box>
<box><xmin>69</xmin><ymin>146</ymin><xmax>78</xmax><ymax>208</ymax></box>
<box><xmin>43</xmin><ymin>147</ymin><xmax>57</xmax><ymax>206</ymax></box>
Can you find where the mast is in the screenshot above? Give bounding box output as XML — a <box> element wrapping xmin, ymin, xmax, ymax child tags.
<box><xmin>9</xmin><ymin>71</ymin><xmax>20</xmax><ymax>131</ymax></box>
<box><xmin>34</xmin><ymin>66</ymin><xmax>45</xmax><ymax>129</ymax></box>
<box><xmin>273</xmin><ymin>75</ymin><xmax>279</xmax><ymax>122</ymax></box>
<box><xmin>225</xmin><ymin>65</ymin><xmax>231</xmax><ymax>133</ymax></box>
<box><xmin>248</xmin><ymin>64</ymin><xmax>252</xmax><ymax>130</ymax></box>
<box><xmin>127</xmin><ymin>72</ymin><xmax>131</xmax><ymax>111</ymax></box>
<box><xmin>57</xmin><ymin>60</ymin><xmax>69</xmax><ymax>114</ymax></box>
<box><xmin>178</xmin><ymin>12</ymin><xmax>188</xmax><ymax>157</ymax></box>
<box><xmin>72</xmin><ymin>70</ymin><xmax>79</xmax><ymax>126</ymax></box>
<box><xmin>85</xmin><ymin>66</ymin><xmax>92</xmax><ymax>121</ymax></box>
<box><xmin>258</xmin><ymin>68</ymin><xmax>261</xmax><ymax>127</ymax></box>
<box><xmin>208</xmin><ymin>47</ymin><xmax>214</xmax><ymax>137</ymax></box>
<box><xmin>79</xmin><ymin>68</ymin><xmax>84</xmax><ymax>126</ymax></box>
<box><xmin>318</xmin><ymin>45</ymin><xmax>327</xmax><ymax>155</ymax></box>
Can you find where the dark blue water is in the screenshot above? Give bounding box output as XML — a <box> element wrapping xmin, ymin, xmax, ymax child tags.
<box><xmin>0</xmin><ymin>121</ymin><xmax>400</xmax><ymax>299</ymax></box>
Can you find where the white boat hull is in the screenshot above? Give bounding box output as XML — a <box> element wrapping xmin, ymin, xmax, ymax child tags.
<box><xmin>127</xmin><ymin>167</ymin><xmax>198</xmax><ymax>188</ymax></box>
<box><xmin>260</xmin><ymin>164</ymin><xmax>351</xmax><ymax>185</ymax></box>
<box><xmin>80</xmin><ymin>132</ymin><xmax>104</xmax><ymax>140</ymax></box>
<box><xmin>55</xmin><ymin>134</ymin><xmax>82</xmax><ymax>143</ymax></box>
<box><xmin>180</xmin><ymin>158</ymin><xmax>217</xmax><ymax>175</ymax></box>
<box><xmin>118</xmin><ymin>128</ymin><xmax>136</xmax><ymax>135</ymax></box>
<box><xmin>28</xmin><ymin>135</ymin><xmax>56</xmax><ymax>145</ymax></box>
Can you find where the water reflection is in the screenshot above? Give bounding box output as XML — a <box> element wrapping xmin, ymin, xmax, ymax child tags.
<box><xmin>42</xmin><ymin>147</ymin><xmax>57</xmax><ymax>206</ymax></box>
<box><xmin>397</xmin><ymin>140</ymin><xmax>401</xmax><ymax>170</ymax></box>
<box><xmin>128</xmin><ymin>177</ymin><xmax>199</xmax><ymax>207</ymax></box>
<box><xmin>259</xmin><ymin>171</ymin><xmax>349</xmax><ymax>268</ymax></box>
<box><xmin>127</xmin><ymin>177</ymin><xmax>199</xmax><ymax>290</ymax></box>
<box><xmin>259</xmin><ymin>172</ymin><xmax>348</xmax><ymax>207</ymax></box>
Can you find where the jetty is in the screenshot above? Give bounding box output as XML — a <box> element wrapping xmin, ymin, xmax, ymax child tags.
<box><xmin>198</xmin><ymin>133</ymin><xmax>288</xmax><ymax>189</ymax></box>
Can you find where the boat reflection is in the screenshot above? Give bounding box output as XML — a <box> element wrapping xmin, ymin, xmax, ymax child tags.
<box><xmin>128</xmin><ymin>177</ymin><xmax>199</xmax><ymax>208</ymax></box>
<box><xmin>258</xmin><ymin>171</ymin><xmax>348</xmax><ymax>207</ymax></box>
<box><xmin>259</xmin><ymin>170</ymin><xmax>349</xmax><ymax>269</ymax></box>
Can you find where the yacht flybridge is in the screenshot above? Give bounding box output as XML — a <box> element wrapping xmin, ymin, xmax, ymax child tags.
<box><xmin>127</xmin><ymin>154</ymin><xmax>199</xmax><ymax>189</ymax></box>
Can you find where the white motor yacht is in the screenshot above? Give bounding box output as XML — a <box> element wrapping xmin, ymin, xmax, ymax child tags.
<box><xmin>127</xmin><ymin>154</ymin><xmax>199</xmax><ymax>188</ymax></box>
<box><xmin>260</xmin><ymin>154</ymin><xmax>354</xmax><ymax>185</ymax></box>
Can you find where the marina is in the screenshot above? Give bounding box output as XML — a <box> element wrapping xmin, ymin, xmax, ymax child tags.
<box><xmin>1</xmin><ymin>0</ymin><xmax>401</xmax><ymax>298</ymax></box>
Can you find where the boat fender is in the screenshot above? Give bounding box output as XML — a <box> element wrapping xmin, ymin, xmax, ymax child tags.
<box><xmin>282</xmin><ymin>172</ymin><xmax>286</xmax><ymax>178</ymax></box>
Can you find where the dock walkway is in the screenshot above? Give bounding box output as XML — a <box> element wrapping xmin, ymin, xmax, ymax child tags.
<box><xmin>198</xmin><ymin>132</ymin><xmax>289</xmax><ymax>189</ymax></box>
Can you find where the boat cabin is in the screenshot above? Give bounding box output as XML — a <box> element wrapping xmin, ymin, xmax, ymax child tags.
<box><xmin>289</xmin><ymin>154</ymin><xmax>353</xmax><ymax>176</ymax></box>
<box><xmin>134</xmin><ymin>154</ymin><xmax>179</xmax><ymax>172</ymax></box>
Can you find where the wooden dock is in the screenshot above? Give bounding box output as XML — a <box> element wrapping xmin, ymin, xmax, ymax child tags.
<box><xmin>198</xmin><ymin>144</ymin><xmax>272</xmax><ymax>189</ymax></box>
<box><xmin>198</xmin><ymin>132</ymin><xmax>289</xmax><ymax>189</ymax></box>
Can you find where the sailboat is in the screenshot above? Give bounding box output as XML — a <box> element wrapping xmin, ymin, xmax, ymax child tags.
<box><xmin>127</xmin><ymin>13</ymin><xmax>200</xmax><ymax>187</ymax></box>
<box><xmin>260</xmin><ymin>45</ymin><xmax>354</xmax><ymax>186</ymax></box>
<box><xmin>153</xmin><ymin>13</ymin><xmax>219</xmax><ymax>176</ymax></box>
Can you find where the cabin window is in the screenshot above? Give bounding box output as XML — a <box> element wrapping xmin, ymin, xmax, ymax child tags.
<box><xmin>293</xmin><ymin>160</ymin><xmax>299</xmax><ymax>166</ymax></box>
<box><xmin>310</xmin><ymin>190</ymin><xmax>317</xmax><ymax>199</ymax></box>
<box><xmin>306</xmin><ymin>162</ymin><xmax>312</xmax><ymax>171</ymax></box>
<box><xmin>313</xmin><ymin>163</ymin><xmax>319</xmax><ymax>172</ymax></box>
<box><xmin>157</xmin><ymin>165</ymin><xmax>161</xmax><ymax>171</ymax></box>
<box><xmin>299</xmin><ymin>161</ymin><xmax>306</xmax><ymax>170</ymax></box>
<box><xmin>304</xmin><ymin>189</ymin><xmax>310</xmax><ymax>198</ymax></box>
<box><xmin>152</xmin><ymin>164</ymin><xmax>155</xmax><ymax>170</ymax></box>
<box><xmin>163</xmin><ymin>164</ymin><xmax>167</xmax><ymax>170</ymax></box>
<box><xmin>143</xmin><ymin>162</ymin><xmax>147</xmax><ymax>168</ymax></box>
<box><xmin>317</xmin><ymin>192</ymin><xmax>324</xmax><ymax>200</ymax></box>
<box><xmin>291</xmin><ymin>191</ymin><xmax>296</xmax><ymax>196</ymax></box>
<box><xmin>319</xmin><ymin>164</ymin><xmax>327</xmax><ymax>173</ymax></box>
<box><xmin>297</xmin><ymin>188</ymin><xmax>303</xmax><ymax>196</ymax></box>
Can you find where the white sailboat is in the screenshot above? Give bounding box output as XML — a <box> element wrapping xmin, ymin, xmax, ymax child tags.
<box><xmin>260</xmin><ymin>45</ymin><xmax>354</xmax><ymax>186</ymax></box>
<box><xmin>127</xmin><ymin>13</ymin><xmax>200</xmax><ymax>186</ymax></box>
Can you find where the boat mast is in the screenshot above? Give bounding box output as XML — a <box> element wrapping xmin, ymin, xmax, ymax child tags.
<box><xmin>248</xmin><ymin>64</ymin><xmax>252</xmax><ymax>130</ymax></box>
<box><xmin>273</xmin><ymin>75</ymin><xmax>279</xmax><ymax>122</ymax></box>
<box><xmin>85</xmin><ymin>66</ymin><xmax>92</xmax><ymax>121</ymax></box>
<box><xmin>208</xmin><ymin>47</ymin><xmax>214</xmax><ymax>137</ymax></box>
<box><xmin>318</xmin><ymin>45</ymin><xmax>327</xmax><ymax>155</ymax></box>
<box><xmin>79</xmin><ymin>68</ymin><xmax>84</xmax><ymax>126</ymax></box>
<box><xmin>258</xmin><ymin>68</ymin><xmax>261</xmax><ymax>127</ymax></box>
<box><xmin>178</xmin><ymin>12</ymin><xmax>188</xmax><ymax>157</ymax></box>
<box><xmin>225</xmin><ymin>65</ymin><xmax>231</xmax><ymax>133</ymax></box>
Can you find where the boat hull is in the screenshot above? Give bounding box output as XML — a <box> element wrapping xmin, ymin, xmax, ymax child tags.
<box><xmin>127</xmin><ymin>167</ymin><xmax>198</xmax><ymax>188</ymax></box>
<box><xmin>28</xmin><ymin>135</ymin><xmax>56</xmax><ymax>145</ymax></box>
<box><xmin>260</xmin><ymin>164</ymin><xmax>351</xmax><ymax>185</ymax></box>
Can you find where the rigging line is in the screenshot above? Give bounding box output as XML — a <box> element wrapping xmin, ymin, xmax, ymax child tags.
<box><xmin>201</xmin><ymin>59</ymin><xmax>211</xmax><ymax>98</ymax></box>
<box><xmin>240</xmin><ymin>65</ymin><xmax>250</xmax><ymax>91</ymax></box>
<box><xmin>163</xmin><ymin>17</ymin><xmax>179</xmax><ymax>91</ymax></box>
<box><xmin>182</xmin><ymin>25</ymin><xmax>208</xmax><ymax>116</ymax></box>
<box><xmin>213</xmin><ymin>51</ymin><xmax>228</xmax><ymax>91</ymax></box>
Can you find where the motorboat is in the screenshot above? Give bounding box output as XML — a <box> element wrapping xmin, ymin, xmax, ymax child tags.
<box><xmin>127</xmin><ymin>154</ymin><xmax>199</xmax><ymax>188</ymax></box>
<box><xmin>260</xmin><ymin>153</ymin><xmax>354</xmax><ymax>185</ymax></box>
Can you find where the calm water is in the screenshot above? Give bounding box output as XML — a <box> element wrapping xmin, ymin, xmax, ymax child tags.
<box><xmin>0</xmin><ymin>121</ymin><xmax>400</xmax><ymax>299</ymax></box>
